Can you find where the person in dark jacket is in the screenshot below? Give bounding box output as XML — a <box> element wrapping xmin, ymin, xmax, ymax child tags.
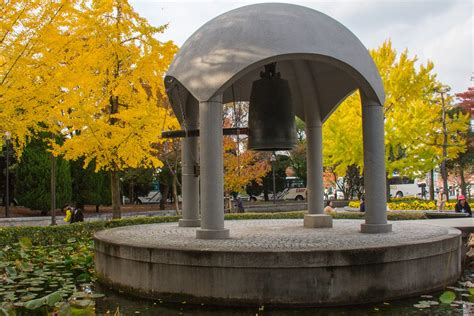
<box><xmin>455</xmin><ymin>195</ymin><xmax>472</xmax><ymax>217</ymax></box>
<box><xmin>70</xmin><ymin>207</ymin><xmax>84</xmax><ymax>223</ymax></box>
<box><xmin>359</xmin><ymin>196</ymin><xmax>365</xmax><ymax>212</ymax></box>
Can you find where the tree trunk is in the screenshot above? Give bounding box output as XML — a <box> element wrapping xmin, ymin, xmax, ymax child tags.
<box><xmin>459</xmin><ymin>163</ymin><xmax>467</xmax><ymax>196</ymax></box>
<box><xmin>386</xmin><ymin>172</ymin><xmax>390</xmax><ymax>201</ymax></box>
<box><xmin>263</xmin><ymin>181</ymin><xmax>269</xmax><ymax>201</ymax></box>
<box><xmin>228</xmin><ymin>195</ymin><xmax>233</xmax><ymax>213</ymax></box>
<box><xmin>95</xmin><ymin>205</ymin><xmax>100</xmax><ymax>213</ymax></box>
<box><xmin>50</xmin><ymin>154</ymin><xmax>56</xmax><ymax>225</ymax></box>
<box><xmin>331</xmin><ymin>170</ymin><xmax>339</xmax><ymax>200</ymax></box>
<box><xmin>110</xmin><ymin>170</ymin><xmax>121</xmax><ymax>219</ymax></box>
<box><xmin>160</xmin><ymin>185</ymin><xmax>169</xmax><ymax>210</ymax></box>
<box><xmin>172</xmin><ymin>173</ymin><xmax>180</xmax><ymax>215</ymax></box>
<box><xmin>440</xmin><ymin>90</ymin><xmax>449</xmax><ymax>202</ymax></box>
<box><xmin>429</xmin><ymin>169</ymin><xmax>435</xmax><ymax>200</ymax></box>
<box><xmin>441</xmin><ymin>161</ymin><xmax>449</xmax><ymax>202</ymax></box>
<box><xmin>128</xmin><ymin>179</ymin><xmax>134</xmax><ymax>205</ymax></box>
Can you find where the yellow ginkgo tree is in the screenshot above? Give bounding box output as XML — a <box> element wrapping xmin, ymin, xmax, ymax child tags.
<box><xmin>48</xmin><ymin>0</ymin><xmax>178</xmax><ymax>218</ymax></box>
<box><xmin>0</xmin><ymin>0</ymin><xmax>75</xmax><ymax>151</ymax></box>
<box><xmin>2</xmin><ymin>0</ymin><xmax>178</xmax><ymax>218</ymax></box>
<box><xmin>323</xmin><ymin>40</ymin><xmax>468</xmax><ymax>188</ymax></box>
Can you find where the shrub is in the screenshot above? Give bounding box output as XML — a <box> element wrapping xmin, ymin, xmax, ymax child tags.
<box><xmin>0</xmin><ymin>216</ymin><xmax>180</xmax><ymax>246</ymax></box>
<box><xmin>349</xmin><ymin>200</ymin><xmax>457</xmax><ymax>211</ymax></box>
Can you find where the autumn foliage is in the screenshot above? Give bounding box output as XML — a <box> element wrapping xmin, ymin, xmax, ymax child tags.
<box><xmin>323</xmin><ymin>40</ymin><xmax>469</xmax><ymax>178</ymax></box>
<box><xmin>222</xmin><ymin>105</ymin><xmax>270</xmax><ymax>194</ymax></box>
<box><xmin>1</xmin><ymin>0</ymin><xmax>178</xmax><ymax>217</ymax></box>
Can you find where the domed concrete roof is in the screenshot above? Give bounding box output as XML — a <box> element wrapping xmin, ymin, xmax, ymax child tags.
<box><xmin>165</xmin><ymin>3</ymin><xmax>384</xmax><ymax>124</ymax></box>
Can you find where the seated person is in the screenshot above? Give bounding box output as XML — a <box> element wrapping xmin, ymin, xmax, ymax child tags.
<box><xmin>324</xmin><ymin>200</ymin><xmax>335</xmax><ymax>214</ymax></box>
<box><xmin>455</xmin><ymin>195</ymin><xmax>472</xmax><ymax>216</ymax></box>
<box><xmin>70</xmin><ymin>206</ymin><xmax>84</xmax><ymax>223</ymax></box>
<box><xmin>359</xmin><ymin>197</ymin><xmax>365</xmax><ymax>212</ymax></box>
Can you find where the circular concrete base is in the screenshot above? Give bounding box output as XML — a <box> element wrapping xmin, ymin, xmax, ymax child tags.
<box><xmin>94</xmin><ymin>219</ymin><xmax>461</xmax><ymax>306</ymax></box>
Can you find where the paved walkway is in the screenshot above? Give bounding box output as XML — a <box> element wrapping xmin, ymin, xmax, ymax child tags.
<box><xmin>404</xmin><ymin>218</ymin><xmax>474</xmax><ymax>236</ymax></box>
<box><xmin>0</xmin><ymin>210</ymin><xmax>176</xmax><ymax>227</ymax></box>
<box><xmin>1</xmin><ymin>208</ymin><xmax>472</xmax><ymax>235</ymax></box>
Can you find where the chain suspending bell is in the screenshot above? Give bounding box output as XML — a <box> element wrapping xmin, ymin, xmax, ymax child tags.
<box><xmin>247</xmin><ymin>62</ymin><xmax>297</xmax><ymax>151</ymax></box>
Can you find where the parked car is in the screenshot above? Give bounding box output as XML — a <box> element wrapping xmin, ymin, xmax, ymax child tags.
<box><xmin>136</xmin><ymin>190</ymin><xmax>162</xmax><ymax>204</ymax></box>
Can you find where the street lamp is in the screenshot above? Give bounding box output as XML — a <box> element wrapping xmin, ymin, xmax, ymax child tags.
<box><xmin>4</xmin><ymin>131</ymin><xmax>11</xmax><ymax>218</ymax></box>
<box><xmin>434</xmin><ymin>86</ymin><xmax>451</xmax><ymax>202</ymax></box>
<box><xmin>270</xmin><ymin>153</ymin><xmax>276</xmax><ymax>204</ymax></box>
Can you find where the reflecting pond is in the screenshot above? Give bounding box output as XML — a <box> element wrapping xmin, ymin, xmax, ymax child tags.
<box><xmin>94</xmin><ymin>270</ymin><xmax>474</xmax><ymax>316</ymax></box>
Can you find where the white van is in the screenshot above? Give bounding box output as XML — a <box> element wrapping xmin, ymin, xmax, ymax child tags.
<box><xmin>136</xmin><ymin>190</ymin><xmax>162</xmax><ymax>204</ymax></box>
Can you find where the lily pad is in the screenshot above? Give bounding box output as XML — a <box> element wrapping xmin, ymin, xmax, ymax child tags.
<box><xmin>20</xmin><ymin>294</ymin><xmax>37</xmax><ymax>301</ymax></box>
<box><xmin>439</xmin><ymin>291</ymin><xmax>456</xmax><ymax>304</ymax></box>
<box><xmin>5</xmin><ymin>266</ymin><xmax>17</xmax><ymax>278</ymax></box>
<box><xmin>24</xmin><ymin>290</ymin><xmax>62</xmax><ymax>310</ymax></box>
<box><xmin>89</xmin><ymin>293</ymin><xmax>105</xmax><ymax>299</ymax></box>
<box><xmin>71</xmin><ymin>299</ymin><xmax>93</xmax><ymax>307</ymax></box>
<box><xmin>19</xmin><ymin>237</ymin><xmax>32</xmax><ymax>250</ymax></box>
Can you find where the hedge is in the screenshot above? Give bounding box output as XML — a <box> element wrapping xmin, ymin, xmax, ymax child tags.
<box><xmin>0</xmin><ymin>211</ymin><xmax>426</xmax><ymax>246</ymax></box>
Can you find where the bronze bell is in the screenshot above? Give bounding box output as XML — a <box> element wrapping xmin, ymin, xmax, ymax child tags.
<box><xmin>247</xmin><ymin>63</ymin><xmax>297</xmax><ymax>151</ymax></box>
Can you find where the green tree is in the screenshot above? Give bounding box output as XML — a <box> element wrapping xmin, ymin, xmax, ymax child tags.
<box><xmin>121</xmin><ymin>168</ymin><xmax>155</xmax><ymax>204</ymax></box>
<box><xmin>16</xmin><ymin>138</ymin><xmax>71</xmax><ymax>214</ymax></box>
<box><xmin>70</xmin><ymin>159</ymin><xmax>110</xmax><ymax>212</ymax></box>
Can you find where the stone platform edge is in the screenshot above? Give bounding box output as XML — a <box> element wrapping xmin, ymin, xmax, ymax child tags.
<box><xmin>94</xmin><ymin>227</ymin><xmax>461</xmax><ymax>268</ymax></box>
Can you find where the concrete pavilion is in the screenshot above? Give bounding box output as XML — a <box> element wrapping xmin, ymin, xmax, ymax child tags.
<box><xmin>94</xmin><ymin>4</ymin><xmax>461</xmax><ymax>305</ymax></box>
<box><xmin>164</xmin><ymin>2</ymin><xmax>391</xmax><ymax>238</ymax></box>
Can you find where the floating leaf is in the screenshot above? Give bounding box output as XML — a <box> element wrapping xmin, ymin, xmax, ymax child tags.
<box><xmin>24</xmin><ymin>297</ymin><xmax>45</xmax><ymax>310</ymax></box>
<box><xmin>72</xmin><ymin>292</ymin><xmax>87</xmax><ymax>299</ymax></box>
<box><xmin>46</xmin><ymin>291</ymin><xmax>62</xmax><ymax>306</ymax></box>
<box><xmin>21</xmin><ymin>294</ymin><xmax>37</xmax><ymax>301</ymax></box>
<box><xmin>20</xmin><ymin>261</ymin><xmax>33</xmax><ymax>272</ymax></box>
<box><xmin>89</xmin><ymin>293</ymin><xmax>105</xmax><ymax>299</ymax></box>
<box><xmin>24</xmin><ymin>290</ymin><xmax>62</xmax><ymax>310</ymax></box>
<box><xmin>19</xmin><ymin>237</ymin><xmax>32</xmax><ymax>250</ymax></box>
<box><xmin>72</xmin><ymin>299</ymin><xmax>93</xmax><ymax>307</ymax></box>
<box><xmin>439</xmin><ymin>291</ymin><xmax>456</xmax><ymax>304</ymax></box>
<box><xmin>76</xmin><ymin>273</ymin><xmax>90</xmax><ymax>283</ymax></box>
<box><xmin>5</xmin><ymin>266</ymin><xmax>17</xmax><ymax>278</ymax></box>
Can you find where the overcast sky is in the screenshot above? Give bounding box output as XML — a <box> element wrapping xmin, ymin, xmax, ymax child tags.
<box><xmin>130</xmin><ymin>0</ymin><xmax>473</xmax><ymax>94</ymax></box>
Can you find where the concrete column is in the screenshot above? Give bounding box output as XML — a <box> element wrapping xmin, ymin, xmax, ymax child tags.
<box><xmin>303</xmin><ymin>118</ymin><xmax>333</xmax><ymax>228</ymax></box>
<box><xmin>196</xmin><ymin>95</ymin><xmax>229</xmax><ymax>239</ymax></box>
<box><xmin>179</xmin><ymin>125</ymin><xmax>200</xmax><ymax>227</ymax></box>
<box><xmin>360</xmin><ymin>94</ymin><xmax>392</xmax><ymax>233</ymax></box>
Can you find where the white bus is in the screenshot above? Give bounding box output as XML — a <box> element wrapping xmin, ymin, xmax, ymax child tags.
<box><xmin>278</xmin><ymin>177</ymin><xmax>307</xmax><ymax>201</ymax></box>
<box><xmin>388</xmin><ymin>176</ymin><xmax>426</xmax><ymax>199</ymax></box>
<box><xmin>253</xmin><ymin>176</ymin><xmax>307</xmax><ymax>201</ymax></box>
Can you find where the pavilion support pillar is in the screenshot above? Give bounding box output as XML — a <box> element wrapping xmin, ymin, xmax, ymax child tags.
<box><xmin>304</xmin><ymin>105</ymin><xmax>332</xmax><ymax>228</ymax></box>
<box><xmin>360</xmin><ymin>94</ymin><xmax>392</xmax><ymax>233</ymax></box>
<box><xmin>179</xmin><ymin>112</ymin><xmax>201</xmax><ymax>227</ymax></box>
<box><xmin>196</xmin><ymin>94</ymin><xmax>229</xmax><ymax>239</ymax></box>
